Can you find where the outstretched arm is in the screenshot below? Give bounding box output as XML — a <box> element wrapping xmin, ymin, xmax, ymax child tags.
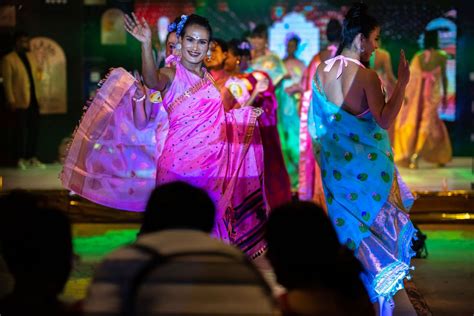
<box><xmin>124</xmin><ymin>13</ymin><xmax>173</xmax><ymax>91</ymax></box>
<box><xmin>365</xmin><ymin>49</ymin><xmax>410</xmax><ymax>129</ymax></box>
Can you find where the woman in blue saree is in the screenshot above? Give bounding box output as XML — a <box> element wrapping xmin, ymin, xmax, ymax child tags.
<box><xmin>308</xmin><ymin>4</ymin><xmax>416</xmax><ymax>315</ymax></box>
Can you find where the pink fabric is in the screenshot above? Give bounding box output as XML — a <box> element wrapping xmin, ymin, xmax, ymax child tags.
<box><xmin>157</xmin><ymin>62</ymin><xmax>267</xmax><ymax>257</ymax></box>
<box><xmin>323</xmin><ymin>55</ymin><xmax>365</xmax><ymax>78</ymax></box>
<box><xmin>61</xmin><ymin>65</ymin><xmax>268</xmax><ymax>258</ymax></box>
<box><xmin>222</xmin><ymin>71</ymin><xmax>291</xmax><ymax>209</ymax></box>
<box><xmin>61</xmin><ymin>68</ymin><xmax>162</xmax><ymax>211</ymax></box>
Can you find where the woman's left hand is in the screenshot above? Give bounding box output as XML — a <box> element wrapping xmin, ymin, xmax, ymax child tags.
<box><xmin>133</xmin><ymin>71</ymin><xmax>146</xmax><ymax>101</ymax></box>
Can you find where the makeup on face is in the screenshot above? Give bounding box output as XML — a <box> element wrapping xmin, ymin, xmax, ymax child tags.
<box><xmin>180</xmin><ymin>25</ymin><xmax>210</xmax><ymax>64</ymax></box>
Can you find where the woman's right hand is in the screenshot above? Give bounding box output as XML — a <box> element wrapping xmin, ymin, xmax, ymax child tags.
<box><xmin>124</xmin><ymin>12</ymin><xmax>152</xmax><ymax>45</ymax></box>
<box><xmin>397</xmin><ymin>49</ymin><xmax>410</xmax><ymax>87</ymax></box>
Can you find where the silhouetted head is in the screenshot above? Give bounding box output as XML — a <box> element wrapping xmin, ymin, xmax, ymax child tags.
<box><xmin>14</xmin><ymin>30</ymin><xmax>31</xmax><ymax>53</ymax></box>
<box><xmin>140</xmin><ymin>181</ymin><xmax>216</xmax><ymax>234</ymax></box>
<box><xmin>265</xmin><ymin>201</ymin><xmax>366</xmax><ymax>297</ymax></box>
<box><xmin>0</xmin><ymin>190</ymin><xmax>73</xmax><ymax>297</ymax></box>
<box><xmin>424</xmin><ymin>30</ymin><xmax>439</xmax><ymax>50</ymax></box>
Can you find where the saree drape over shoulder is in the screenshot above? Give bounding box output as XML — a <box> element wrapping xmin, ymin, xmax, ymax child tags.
<box><xmin>61</xmin><ymin>64</ymin><xmax>268</xmax><ymax>258</ymax></box>
<box><xmin>392</xmin><ymin>51</ymin><xmax>452</xmax><ymax>166</ymax></box>
<box><xmin>308</xmin><ymin>64</ymin><xmax>416</xmax><ymax>301</ymax></box>
<box><xmin>225</xmin><ymin>72</ymin><xmax>292</xmax><ymax>209</ymax></box>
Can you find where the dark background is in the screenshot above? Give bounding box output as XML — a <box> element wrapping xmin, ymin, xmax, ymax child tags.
<box><xmin>0</xmin><ymin>0</ymin><xmax>471</xmax><ymax>164</ymax></box>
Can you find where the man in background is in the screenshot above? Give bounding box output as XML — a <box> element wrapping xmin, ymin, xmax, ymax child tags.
<box><xmin>2</xmin><ymin>31</ymin><xmax>45</xmax><ymax>169</ymax></box>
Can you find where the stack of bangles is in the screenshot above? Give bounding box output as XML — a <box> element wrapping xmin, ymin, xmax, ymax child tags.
<box><xmin>133</xmin><ymin>94</ymin><xmax>146</xmax><ymax>102</ymax></box>
<box><xmin>132</xmin><ymin>90</ymin><xmax>162</xmax><ymax>104</ymax></box>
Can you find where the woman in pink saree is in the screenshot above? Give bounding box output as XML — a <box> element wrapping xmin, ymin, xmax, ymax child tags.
<box><xmin>61</xmin><ymin>14</ymin><xmax>268</xmax><ymax>258</ymax></box>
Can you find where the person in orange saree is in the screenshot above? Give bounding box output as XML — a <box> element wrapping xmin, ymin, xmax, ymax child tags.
<box><xmin>392</xmin><ymin>30</ymin><xmax>452</xmax><ymax>169</ymax></box>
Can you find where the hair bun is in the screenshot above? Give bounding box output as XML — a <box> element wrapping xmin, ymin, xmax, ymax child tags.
<box><xmin>347</xmin><ymin>2</ymin><xmax>369</xmax><ymax>19</ymax></box>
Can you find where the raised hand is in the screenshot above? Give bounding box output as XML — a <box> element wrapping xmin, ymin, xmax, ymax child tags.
<box><xmin>397</xmin><ymin>49</ymin><xmax>410</xmax><ymax>87</ymax></box>
<box><xmin>124</xmin><ymin>12</ymin><xmax>152</xmax><ymax>45</ymax></box>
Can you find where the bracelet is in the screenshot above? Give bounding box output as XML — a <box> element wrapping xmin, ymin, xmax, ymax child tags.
<box><xmin>133</xmin><ymin>94</ymin><xmax>146</xmax><ymax>102</ymax></box>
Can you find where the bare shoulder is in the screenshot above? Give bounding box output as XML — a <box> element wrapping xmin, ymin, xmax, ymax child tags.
<box><xmin>359</xmin><ymin>68</ymin><xmax>382</xmax><ymax>89</ymax></box>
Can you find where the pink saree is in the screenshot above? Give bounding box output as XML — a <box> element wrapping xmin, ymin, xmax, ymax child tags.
<box><xmin>61</xmin><ymin>68</ymin><xmax>165</xmax><ymax>211</ymax></box>
<box><xmin>224</xmin><ymin>71</ymin><xmax>292</xmax><ymax>208</ymax></box>
<box><xmin>62</xmin><ymin>64</ymin><xmax>268</xmax><ymax>258</ymax></box>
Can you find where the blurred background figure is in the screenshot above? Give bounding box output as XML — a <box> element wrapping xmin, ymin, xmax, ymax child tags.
<box><xmin>392</xmin><ymin>29</ymin><xmax>452</xmax><ymax>169</ymax></box>
<box><xmin>298</xmin><ymin>18</ymin><xmax>341</xmax><ymax>205</ymax></box>
<box><xmin>2</xmin><ymin>31</ymin><xmax>45</xmax><ymax>170</ymax></box>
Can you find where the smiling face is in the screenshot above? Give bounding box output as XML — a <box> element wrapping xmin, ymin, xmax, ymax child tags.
<box><xmin>361</xmin><ymin>27</ymin><xmax>380</xmax><ymax>61</ymax></box>
<box><xmin>204</xmin><ymin>40</ymin><xmax>227</xmax><ymax>69</ymax></box>
<box><xmin>179</xmin><ymin>24</ymin><xmax>210</xmax><ymax>65</ymax></box>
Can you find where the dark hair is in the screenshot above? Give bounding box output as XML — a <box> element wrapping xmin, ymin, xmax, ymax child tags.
<box><xmin>140</xmin><ymin>181</ymin><xmax>216</xmax><ymax>234</ymax></box>
<box><xmin>250</xmin><ymin>24</ymin><xmax>268</xmax><ymax>39</ymax></box>
<box><xmin>14</xmin><ymin>30</ymin><xmax>29</xmax><ymax>43</ymax></box>
<box><xmin>165</xmin><ymin>16</ymin><xmax>182</xmax><ymax>42</ymax></box>
<box><xmin>228</xmin><ymin>39</ymin><xmax>251</xmax><ymax>58</ymax></box>
<box><xmin>337</xmin><ymin>3</ymin><xmax>379</xmax><ymax>55</ymax></box>
<box><xmin>327</xmin><ymin>19</ymin><xmax>342</xmax><ymax>43</ymax></box>
<box><xmin>0</xmin><ymin>191</ymin><xmax>73</xmax><ymax>296</ymax></box>
<box><xmin>424</xmin><ymin>30</ymin><xmax>439</xmax><ymax>50</ymax></box>
<box><xmin>180</xmin><ymin>14</ymin><xmax>213</xmax><ymax>41</ymax></box>
<box><xmin>287</xmin><ymin>35</ymin><xmax>300</xmax><ymax>47</ymax></box>
<box><xmin>212</xmin><ymin>37</ymin><xmax>228</xmax><ymax>52</ymax></box>
<box><xmin>265</xmin><ymin>201</ymin><xmax>366</xmax><ymax>297</ymax></box>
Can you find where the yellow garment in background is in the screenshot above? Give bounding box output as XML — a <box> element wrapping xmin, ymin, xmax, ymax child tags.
<box><xmin>393</xmin><ymin>51</ymin><xmax>452</xmax><ymax>167</ymax></box>
<box><xmin>1</xmin><ymin>51</ymin><xmax>39</xmax><ymax>110</ymax></box>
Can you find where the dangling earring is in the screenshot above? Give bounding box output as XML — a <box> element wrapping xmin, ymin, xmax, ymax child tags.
<box><xmin>360</xmin><ymin>46</ymin><xmax>365</xmax><ymax>53</ymax></box>
<box><xmin>175</xmin><ymin>43</ymin><xmax>182</xmax><ymax>56</ymax></box>
<box><xmin>206</xmin><ymin>50</ymin><xmax>211</xmax><ymax>61</ymax></box>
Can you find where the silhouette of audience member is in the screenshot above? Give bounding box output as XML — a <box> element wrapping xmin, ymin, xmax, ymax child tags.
<box><xmin>0</xmin><ymin>190</ymin><xmax>76</xmax><ymax>316</ymax></box>
<box><xmin>265</xmin><ymin>201</ymin><xmax>375</xmax><ymax>316</ymax></box>
<box><xmin>84</xmin><ymin>181</ymin><xmax>276</xmax><ymax>316</ymax></box>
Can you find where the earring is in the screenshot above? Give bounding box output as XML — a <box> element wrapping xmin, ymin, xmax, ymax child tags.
<box><xmin>175</xmin><ymin>43</ymin><xmax>182</xmax><ymax>56</ymax></box>
<box><xmin>360</xmin><ymin>46</ymin><xmax>365</xmax><ymax>53</ymax></box>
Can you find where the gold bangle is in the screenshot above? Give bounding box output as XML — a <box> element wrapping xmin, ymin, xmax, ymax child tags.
<box><xmin>133</xmin><ymin>95</ymin><xmax>146</xmax><ymax>102</ymax></box>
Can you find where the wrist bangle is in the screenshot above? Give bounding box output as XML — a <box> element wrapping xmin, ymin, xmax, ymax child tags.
<box><xmin>133</xmin><ymin>95</ymin><xmax>146</xmax><ymax>102</ymax></box>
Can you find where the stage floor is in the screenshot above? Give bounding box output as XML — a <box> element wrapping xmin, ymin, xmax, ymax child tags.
<box><xmin>1</xmin><ymin>157</ymin><xmax>472</xmax><ymax>192</ymax></box>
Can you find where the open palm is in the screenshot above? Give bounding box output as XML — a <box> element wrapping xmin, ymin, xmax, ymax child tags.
<box><xmin>124</xmin><ymin>12</ymin><xmax>151</xmax><ymax>44</ymax></box>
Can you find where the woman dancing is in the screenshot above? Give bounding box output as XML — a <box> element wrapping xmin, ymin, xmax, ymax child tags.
<box><xmin>308</xmin><ymin>4</ymin><xmax>416</xmax><ymax>314</ymax></box>
<box><xmin>62</xmin><ymin>14</ymin><xmax>268</xmax><ymax>258</ymax></box>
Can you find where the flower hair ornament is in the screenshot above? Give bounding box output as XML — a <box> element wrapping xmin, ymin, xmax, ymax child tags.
<box><xmin>176</xmin><ymin>15</ymin><xmax>188</xmax><ymax>37</ymax></box>
<box><xmin>238</xmin><ymin>41</ymin><xmax>251</xmax><ymax>50</ymax></box>
<box><xmin>167</xmin><ymin>22</ymin><xmax>177</xmax><ymax>33</ymax></box>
